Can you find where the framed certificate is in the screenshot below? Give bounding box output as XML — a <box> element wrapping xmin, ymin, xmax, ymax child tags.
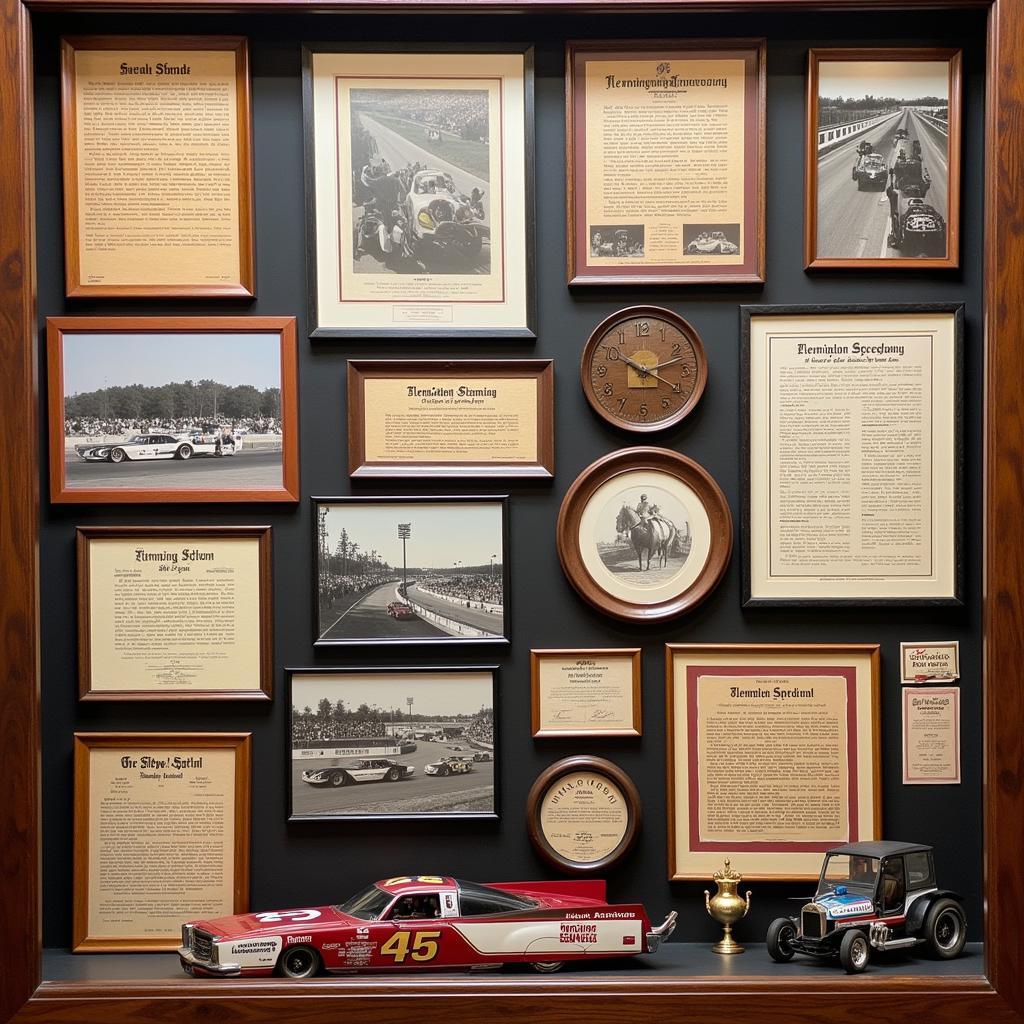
<box><xmin>530</xmin><ymin>648</ymin><xmax>642</xmax><ymax>738</ymax></box>
<box><xmin>566</xmin><ymin>39</ymin><xmax>765</xmax><ymax>286</ymax></box>
<box><xmin>77</xmin><ymin>526</ymin><xmax>272</xmax><ymax>701</ymax></box>
<box><xmin>60</xmin><ymin>36</ymin><xmax>255</xmax><ymax>298</ymax></box>
<box><xmin>666</xmin><ymin>643</ymin><xmax>881</xmax><ymax>881</ymax></box>
<box><xmin>73</xmin><ymin>732</ymin><xmax>251</xmax><ymax>952</ymax></box>
<box><xmin>348</xmin><ymin>360</ymin><xmax>554</xmax><ymax>478</ymax></box>
<box><xmin>303</xmin><ymin>44</ymin><xmax>535</xmax><ymax>339</ymax></box>
<box><xmin>742</xmin><ymin>304</ymin><xmax>963</xmax><ymax>606</ymax></box>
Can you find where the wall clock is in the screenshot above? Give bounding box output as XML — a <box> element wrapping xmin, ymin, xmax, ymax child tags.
<box><xmin>580</xmin><ymin>305</ymin><xmax>707</xmax><ymax>432</ymax></box>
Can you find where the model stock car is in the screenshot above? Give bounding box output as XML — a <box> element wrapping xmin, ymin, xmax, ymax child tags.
<box><xmin>424</xmin><ymin>756</ymin><xmax>472</xmax><ymax>777</ymax></box>
<box><xmin>766</xmin><ymin>841</ymin><xmax>967</xmax><ymax>974</ymax></box>
<box><xmin>300</xmin><ymin>758</ymin><xmax>415</xmax><ymax>788</ymax></box>
<box><xmin>179</xmin><ymin>875</ymin><xmax>677</xmax><ymax>977</ymax></box>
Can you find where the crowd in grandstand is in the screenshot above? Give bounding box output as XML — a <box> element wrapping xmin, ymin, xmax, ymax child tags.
<box><xmin>420</xmin><ymin>574</ymin><xmax>503</xmax><ymax>608</ymax></box>
<box><xmin>292</xmin><ymin>710</ymin><xmax>389</xmax><ymax>745</ymax></box>
<box><xmin>64</xmin><ymin>415</ymin><xmax>281</xmax><ymax>438</ymax></box>
<box><xmin>292</xmin><ymin>705</ymin><xmax>494</xmax><ymax>747</ymax></box>
<box><xmin>466</xmin><ymin>708</ymin><xmax>494</xmax><ymax>746</ymax></box>
<box><xmin>353</xmin><ymin>89</ymin><xmax>489</xmax><ymax>140</ymax></box>
<box><xmin>320</xmin><ymin>571</ymin><xmax>397</xmax><ymax>609</ymax></box>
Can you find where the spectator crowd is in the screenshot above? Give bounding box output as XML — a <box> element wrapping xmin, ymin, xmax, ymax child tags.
<box><xmin>421</xmin><ymin>574</ymin><xmax>503</xmax><ymax>608</ymax></box>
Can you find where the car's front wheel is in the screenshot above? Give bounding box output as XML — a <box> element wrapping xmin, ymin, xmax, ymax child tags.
<box><xmin>176</xmin><ymin>444</ymin><xmax>193</xmax><ymax>460</ymax></box>
<box><xmin>839</xmin><ymin>929</ymin><xmax>870</xmax><ymax>974</ymax></box>
<box><xmin>386</xmin><ymin>767</ymin><xmax>400</xmax><ymax>782</ymax></box>
<box><xmin>924</xmin><ymin>898</ymin><xmax>967</xmax><ymax>960</ymax></box>
<box><xmin>438</xmin><ymin>766</ymin><xmax>450</xmax><ymax>777</ymax></box>
<box><xmin>278</xmin><ymin>945</ymin><xmax>321</xmax><ymax>979</ymax></box>
<box><xmin>109</xmin><ymin>448</ymin><xmax>126</xmax><ymax>464</ymax></box>
<box><xmin>329</xmin><ymin>771</ymin><xmax>348</xmax><ymax>787</ymax></box>
<box><xmin>766</xmin><ymin>918</ymin><xmax>797</xmax><ymax>963</ymax></box>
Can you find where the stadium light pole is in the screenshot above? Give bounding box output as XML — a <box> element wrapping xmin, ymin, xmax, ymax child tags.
<box><xmin>398</xmin><ymin>523</ymin><xmax>411</xmax><ymax>599</ymax></box>
<box><xmin>490</xmin><ymin>553</ymin><xmax>496</xmax><ymax>579</ymax></box>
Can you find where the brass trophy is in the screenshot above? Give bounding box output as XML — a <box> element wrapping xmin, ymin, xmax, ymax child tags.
<box><xmin>704</xmin><ymin>860</ymin><xmax>752</xmax><ymax>954</ymax></box>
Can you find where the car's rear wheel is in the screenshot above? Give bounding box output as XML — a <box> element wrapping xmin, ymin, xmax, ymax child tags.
<box><xmin>925</xmin><ymin>898</ymin><xmax>967</xmax><ymax>959</ymax></box>
<box><xmin>176</xmin><ymin>444</ymin><xmax>193</xmax><ymax>460</ymax></box>
<box><xmin>839</xmin><ymin>929</ymin><xmax>870</xmax><ymax>974</ymax></box>
<box><xmin>531</xmin><ymin>961</ymin><xmax>563</xmax><ymax>973</ymax></box>
<box><xmin>329</xmin><ymin>771</ymin><xmax>347</xmax><ymax>787</ymax></box>
<box><xmin>109</xmin><ymin>448</ymin><xmax>125</xmax><ymax>464</ymax></box>
<box><xmin>278</xmin><ymin>946</ymin><xmax>321</xmax><ymax>979</ymax></box>
<box><xmin>766</xmin><ymin>918</ymin><xmax>797</xmax><ymax>963</ymax></box>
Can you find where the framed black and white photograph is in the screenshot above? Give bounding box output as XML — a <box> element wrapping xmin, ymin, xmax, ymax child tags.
<box><xmin>805</xmin><ymin>48</ymin><xmax>961</xmax><ymax>269</ymax></box>
<box><xmin>314</xmin><ymin>496</ymin><xmax>509</xmax><ymax>647</ymax></box>
<box><xmin>287</xmin><ymin>666</ymin><xmax>498</xmax><ymax>822</ymax></box>
<box><xmin>303</xmin><ymin>44</ymin><xmax>535</xmax><ymax>339</ymax></box>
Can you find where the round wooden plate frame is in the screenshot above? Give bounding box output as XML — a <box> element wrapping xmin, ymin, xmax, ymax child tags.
<box><xmin>556</xmin><ymin>447</ymin><xmax>733</xmax><ymax>622</ymax></box>
<box><xmin>526</xmin><ymin>755</ymin><xmax>642</xmax><ymax>874</ymax></box>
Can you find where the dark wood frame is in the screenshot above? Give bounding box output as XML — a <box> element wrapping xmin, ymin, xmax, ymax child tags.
<box><xmin>4</xmin><ymin>2</ymin><xmax>1024</xmax><ymax>1022</ymax></box>
<box><xmin>47</xmin><ymin>316</ymin><xmax>301</xmax><ymax>504</ymax></box>
<box><xmin>740</xmin><ymin>303</ymin><xmax>964</xmax><ymax>607</ymax></box>
<box><xmin>347</xmin><ymin>359</ymin><xmax>554</xmax><ymax>478</ymax></box>
<box><xmin>302</xmin><ymin>42</ymin><xmax>537</xmax><ymax>340</ymax></box>
<box><xmin>566</xmin><ymin>38</ymin><xmax>766</xmax><ymax>286</ymax></box>
<box><xmin>530</xmin><ymin>647</ymin><xmax>642</xmax><ymax>738</ymax></box>
<box><xmin>804</xmin><ymin>47</ymin><xmax>962</xmax><ymax>270</ymax></box>
<box><xmin>556</xmin><ymin>446</ymin><xmax>733</xmax><ymax>623</ymax></box>
<box><xmin>60</xmin><ymin>35</ymin><xmax>256</xmax><ymax>298</ymax></box>
<box><xmin>312</xmin><ymin>495</ymin><xmax>510</xmax><ymax>648</ymax></box>
<box><xmin>665</xmin><ymin>643</ymin><xmax>883</xmax><ymax>882</ymax></box>
<box><xmin>285</xmin><ymin>665</ymin><xmax>499</xmax><ymax>823</ymax></box>
<box><xmin>72</xmin><ymin>731</ymin><xmax>251</xmax><ymax>952</ymax></box>
<box><xmin>76</xmin><ymin>525</ymin><xmax>273</xmax><ymax>701</ymax></box>
<box><xmin>525</xmin><ymin>755</ymin><xmax>641</xmax><ymax>873</ymax></box>
<box><xmin>579</xmin><ymin>305</ymin><xmax>708</xmax><ymax>434</ymax></box>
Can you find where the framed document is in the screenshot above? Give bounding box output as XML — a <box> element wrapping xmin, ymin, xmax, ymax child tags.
<box><xmin>47</xmin><ymin>316</ymin><xmax>300</xmax><ymax>505</ymax></box>
<box><xmin>666</xmin><ymin>643</ymin><xmax>881</xmax><ymax>881</ymax></box>
<box><xmin>805</xmin><ymin>48</ymin><xmax>962</xmax><ymax>269</ymax></box>
<box><xmin>530</xmin><ymin>648</ymin><xmax>642</xmax><ymax>738</ymax></box>
<box><xmin>73</xmin><ymin>732</ymin><xmax>251</xmax><ymax>951</ymax></box>
<box><xmin>902</xmin><ymin>686</ymin><xmax>961</xmax><ymax>785</ymax></box>
<box><xmin>742</xmin><ymin>304</ymin><xmax>963</xmax><ymax>606</ymax></box>
<box><xmin>556</xmin><ymin>447</ymin><xmax>732</xmax><ymax>623</ymax></box>
<box><xmin>900</xmin><ymin>640</ymin><xmax>960</xmax><ymax>682</ymax></box>
<box><xmin>61</xmin><ymin>36</ymin><xmax>255</xmax><ymax>298</ymax></box>
<box><xmin>526</xmin><ymin>756</ymin><xmax>641</xmax><ymax>873</ymax></box>
<box><xmin>566</xmin><ymin>39</ymin><xmax>765</xmax><ymax>286</ymax></box>
<box><xmin>348</xmin><ymin>360</ymin><xmax>554</xmax><ymax>478</ymax></box>
<box><xmin>287</xmin><ymin>666</ymin><xmax>498</xmax><ymax>822</ymax></box>
<box><xmin>77</xmin><ymin>526</ymin><xmax>272</xmax><ymax>701</ymax></box>
<box><xmin>303</xmin><ymin>44</ymin><xmax>535</xmax><ymax>339</ymax></box>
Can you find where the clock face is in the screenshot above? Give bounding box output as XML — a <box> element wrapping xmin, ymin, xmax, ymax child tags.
<box><xmin>581</xmin><ymin>306</ymin><xmax>707</xmax><ymax>431</ymax></box>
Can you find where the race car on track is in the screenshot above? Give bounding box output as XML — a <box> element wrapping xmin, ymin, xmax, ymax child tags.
<box><xmin>895</xmin><ymin>127</ymin><xmax>910</xmax><ymax>141</ymax></box>
<box><xmin>300</xmin><ymin>759</ymin><xmax>415</xmax><ymax>788</ymax></box>
<box><xmin>424</xmin><ymin>756</ymin><xmax>472</xmax><ymax>777</ymax></box>
<box><xmin>178</xmin><ymin>875</ymin><xmax>678</xmax><ymax>977</ymax></box>
<box><xmin>386</xmin><ymin>601</ymin><xmax>416</xmax><ymax>619</ymax></box>
<box><xmin>472</xmin><ymin>751</ymin><xmax>493</xmax><ymax>762</ymax></box>
<box><xmin>74</xmin><ymin>433</ymin><xmax>198</xmax><ymax>464</ymax></box>
<box><xmin>852</xmin><ymin>151</ymin><xmax>888</xmax><ymax>190</ymax></box>
<box><xmin>685</xmin><ymin>230</ymin><xmax>739</xmax><ymax>256</ymax></box>
<box><xmin>404</xmin><ymin>169</ymin><xmax>489</xmax><ymax>258</ymax></box>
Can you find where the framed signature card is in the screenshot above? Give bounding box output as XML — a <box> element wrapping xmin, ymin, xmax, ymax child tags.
<box><xmin>531</xmin><ymin>648</ymin><xmax>641</xmax><ymax>738</ymax></box>
<box><xmin>566</xmin><ymin>39</ymin><xmax>765</xmax><ymax>286</ymax></box>
<box><xmin>348</xmin><ymin>360</ymin><xmax>553</xmax><ymax>479</ymax></box>
<box><xmin>303</xmin><ymin>44</ymin><xmax>535</xmax><ymax>339</ymax></box>
<box><xmin>73</xmin><ymin>732</ymin><xmax>251</xmax><ymax>951</ymax></box>
<box><xmin>742</xmin><ymin>304</ymin><xmax>963</xmax><ymax>606</ymax></box>
<box><xmin>77</xmin><ymin>526</ymin><xmax>272</xmax><ymax>701</ymax></box>
<box><xmin>667</xmin><ymin>644</ymin><xmax>881</xmax><ymax>881</ymax></box>
<box><xmin>805</xmin><ymin>48</ymin><xmax>962</xmax><ymax>269</ymax></box>
<box><xmin>61</xmin><ymin>36</ymin><xmax>255</xmax><ymax>298</ymax></box>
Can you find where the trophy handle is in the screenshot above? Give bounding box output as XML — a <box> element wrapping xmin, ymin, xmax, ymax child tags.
<box><xmin>743</xmin><ymin>890</ymin><xmax>752</xmax><ymax>918</ymax></box>
<box><xmin>703</xmin><ymin>890</ymin><xmax>711</xmax><ymax>913</ymax></box>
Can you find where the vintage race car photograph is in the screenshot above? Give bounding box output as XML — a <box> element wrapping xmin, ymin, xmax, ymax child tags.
<box><xmin>852</xmin><ymin>150</ymin><xmax>888</xmax><ymax>190</ymax></box>
<box><xmin>684</xmin><ymin>229</ymin><xmax>740</xmax><ymax>255</ymax></box>
<box><xmin>179</xmin><ymin>876</ymin><xmax>677</xmax><ymax>978</ymax></box>
<box><xmin>766</xmin><ymin>841</ymin><xmax>967</xmax><ymax>974</ymax></box>
<box><xmin>300</xmin><ymin>758</ymin><xmax>416</xmax><ymax>788</ymax></box>
<box><xmin>75</xmin><ymin>433</ymin><xmax>199</xmax><ymax>464</ymax></box>
<box><xmin>472</xmin><ymin>751</ymin><xmax>493</xmax><ymax>762</ymax></box>
<box><xmin>404</xmin><ymin>168</ymin><xmax>489</xmax><ymax>259</ymax></box>
<box><xmin>424</xmin><ymin>756</ymin><xmax>473</xmax><ymax>777</ymax></box>
<box><xmin>386</xmin><ymin>601</ymin><xmax>416</xmax><ymax>620</ymax></box>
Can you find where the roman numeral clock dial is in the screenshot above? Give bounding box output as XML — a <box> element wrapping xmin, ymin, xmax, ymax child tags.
<box><xmin>581</xmin><ymin>306</ymin><xmax>708</xmax><ymax>432</ymax></box>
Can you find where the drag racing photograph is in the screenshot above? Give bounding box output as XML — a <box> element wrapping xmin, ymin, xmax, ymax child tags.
<box><xmin>314</xmin><ymin>496</ymin><xmax>508</xmax><ymax>646</ymax></box>
<box><xmin>808</xmin><ymin>50</ymin><xmax>960</xmax><ymax>266</ymax></box>
<box><xmin>288</xmin><ymin>667</ymin><xmax>497</xmax><ymax>821</ymax></box>
<box><xmin>47</xmin><ymin>317</ymin><xmax>300</xmax><ymax>503</ymax></box>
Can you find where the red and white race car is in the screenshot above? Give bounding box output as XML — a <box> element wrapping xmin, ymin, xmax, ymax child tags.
<box><xmin>179</xmin><ymin>875</ymin><xmax>677</xmax><ymax>978</ymax></box>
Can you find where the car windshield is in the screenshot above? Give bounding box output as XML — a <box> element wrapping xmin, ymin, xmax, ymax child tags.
<box><xmin>818</xmin><ymin>853</ymin><xmax>880</xmax><ymax>895</ymax></box>
<box><xmin>127</xmin><ymin>436</ymin><xmax>147</xmax><ymax>443</ymax></box>
<box><xmin>334</xmin><ymin>885</ymin><xmax>393</xmax><ymax>921</ymax></box>
<box><xmin>864</xmin><ymin>155</ymin><xmax>886</xmax><ymax>168</ymax></box>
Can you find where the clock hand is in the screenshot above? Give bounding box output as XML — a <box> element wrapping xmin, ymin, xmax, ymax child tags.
<box><xmin>649</xmin><ymin>356</ymin><xmax>685</xmax><ymax>371</ymax></box>
<box><xmin>616</xmin><ymin>353</ymin><xmax>650</xmax><ymax>374</ymax></box>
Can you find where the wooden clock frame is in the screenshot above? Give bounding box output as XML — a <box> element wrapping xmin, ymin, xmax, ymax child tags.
<box><xmin>2</xmin><ymin>2</ymin><xmax>1023</xmax><ymax>1022</ymax></box>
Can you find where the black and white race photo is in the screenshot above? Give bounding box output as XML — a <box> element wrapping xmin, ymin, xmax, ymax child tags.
<box><xmin>683</xmin><ymin>223</ymin><xmax>740</xmax><ymax>256</ymax></box>
<box><xmin>814</xmin><ymin>57</ymin><xmax>955</xmax><ymax>260</ymax></box>
<box><xmin>288</xmin><ymin>668</ymin><xmax>497</xmax><ymax>821</ymax></box>
<box><xmin>315</xmin><ymin>497</ymin><xmax>508</xmax><ymax>646</ymax></box>
<box><xmin>350</xmin><ymin>87</ymin><xmax>492</xmax><ymax>275</ymax></box>
<box><xmin>589</xmin><ymin>224</ymin><xmax>644</xmax><ymax>258</ymax></box>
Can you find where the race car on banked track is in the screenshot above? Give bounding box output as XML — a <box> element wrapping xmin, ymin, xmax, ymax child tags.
<box><xmin>179</xmin><ymin>875</ymin><xmax>677</xmax><ymax>977</ymax></box>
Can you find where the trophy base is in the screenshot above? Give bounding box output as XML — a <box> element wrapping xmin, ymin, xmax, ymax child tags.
<box><xmin>712</xmin><ymin>936</ymin><xmax>745</xmax><ymax>954</ymax></box>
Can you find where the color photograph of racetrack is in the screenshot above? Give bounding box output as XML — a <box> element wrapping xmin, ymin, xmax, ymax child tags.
<box><xmin>315</xmin><ymin>498</ymin><xmax>507</xmax><ymax>645</ymax></box>
<box><xmin>289</xmin><ymin>670</ymin><xmax>496</xmax><ymax>820</ymax></box>
<box><xmin>814</xmin><ymin>58</ymin><xmax>952</xmax><ymax>260</ymax></box>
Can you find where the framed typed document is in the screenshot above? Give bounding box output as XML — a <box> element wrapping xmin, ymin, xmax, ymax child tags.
<box><xmin>531</xmin><ymin>649</ymin><xmax>642</xmax><ymax>738</ymax></box>
<box><xmin>77</xmin><ymin>526</ymin><xmax>272</xmax><ymax>701</ymax></box>
<box><xmin>73</xmin><ymin>732</ymin><xmax>251</xmax><ymax>951</ymax></box>
<box><xmin>742</xmin><ymin>304</ymin><xmax>963</xmax><ymax>606</ymax></box>
<box><xmin>348</xmin><ymin>360</ymin><xmax>553</xmax><ymax>479</ymax></box>
<box><xmin>666</xmin><ymin>644</ymin><xmax>881</xmax><ymax>881</ymax></box>
<box><xmin>303</xmin><ymin>45</ymin><xmax>536</xmax><ymax>339</ymax></box>
<box><xmin>566</xmin><ymin>39</ymin><xmax>765</xmax><ymax>286</ymax></box>
<box><xmin>805</xmin><ymin>48</ymin><xmax>962</xmax><ymax>269</ymax></box>
<box><xmin>60</xmin><ymin>36</ymin><xmax>255</xmax><ymax>298</ymax></box>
